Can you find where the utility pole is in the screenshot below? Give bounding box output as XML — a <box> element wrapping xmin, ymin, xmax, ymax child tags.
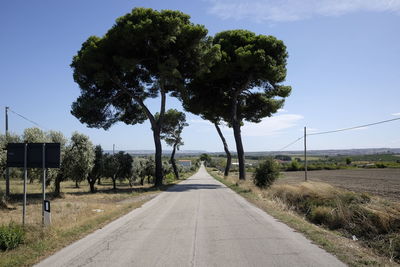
<box><xmin>5</xmin><ymin>106</ymin><xmax>10</xmax><ymax>197</ymax></box>
<box><xmin>42</xmin><ymin>143</ymin><xmax>46</xmax><ymax>225</ymax></box>
<box><xmin>304</xmin><ymin>126</ymin><xmax>308</xmax><ymax>181</ymax></box>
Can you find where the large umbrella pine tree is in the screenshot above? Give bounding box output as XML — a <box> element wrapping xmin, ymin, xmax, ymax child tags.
<box><xmin>70</xmin><ymin>8</ymin><xmax>217</xmax><ymax>186</ymax></box>
<box><xmin>186</xmin><ymin>30</ymin><xmax>291</xmax><ymax>180</ymax></box>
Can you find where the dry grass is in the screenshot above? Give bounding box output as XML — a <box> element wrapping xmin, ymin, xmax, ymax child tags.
<box><xmin>209</xmin><ymin>168</ymin><xmax>400</xmax><ymax>266</ymax></box>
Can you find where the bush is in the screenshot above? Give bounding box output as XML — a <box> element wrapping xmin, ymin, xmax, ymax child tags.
<box><xmin>253</xmin><ymin>158</ymin><xmax>280</xmax><ymax>188</ymax></box>
<box><xmin>0</xmin><ymin>223</ymin><xmax>25</xmax><ymax>250</ymax></box>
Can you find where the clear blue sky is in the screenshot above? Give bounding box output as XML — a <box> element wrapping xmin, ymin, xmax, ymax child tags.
<box><xmin>1</xmin><ymin>0</ymin><xmax>399</xmax><ymax>152</ymax></box>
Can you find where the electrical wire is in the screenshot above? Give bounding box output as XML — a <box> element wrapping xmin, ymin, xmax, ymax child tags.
<box><xmin>277</xmin><ymin>136</ymin><xmax>303</xmax><ymax>151</ymax></box>
<box><xmin>307</xmin><ymin>117</ymin><xmax>400</xmax><ymax>136</ymax></box>
<box><xmin>8</xmin><ymin>108</ymin><xmax>48</xmax><ymax>130</ymax></box>
<box><xmin>275</xmin><ymin>117</ymin><xmax>400</xmax><ymax>152</ymax></box>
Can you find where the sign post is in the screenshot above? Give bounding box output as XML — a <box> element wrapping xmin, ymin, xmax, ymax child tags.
<box><xmin>7</xmin><ymin>143</ymin><xmax>60</xmax><ymax>226</ymax></box>
<box><xmin>42</xmin><ymin>143</ymin><xmax>46</xmax><ymax>225</ymax></box>
<box><xmin>23</xmin><ymin>142</ymin><xmax>27</xmax><ymax>225</ymax></box>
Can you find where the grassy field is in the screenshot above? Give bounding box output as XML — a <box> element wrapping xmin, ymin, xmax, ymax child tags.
<box><xmin>280</xmin><ymin>168</ymin><xmax>400</xmax><ymax>202</ymax></box>
<box><xmin>209</xmin><ymin>168</ymin><xmax>400</xmax><ymax>266</ymax></box>
<box><xmin>0</xmin><ymin>172</ymin><xmax>194</xmax><ymax>267</ymax></box>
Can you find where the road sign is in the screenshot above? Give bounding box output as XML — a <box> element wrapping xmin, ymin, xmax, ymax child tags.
<box><xmin>6</xmin><ymin>143</ymin><xmax>61</xmax><ymax>168</ymax></box>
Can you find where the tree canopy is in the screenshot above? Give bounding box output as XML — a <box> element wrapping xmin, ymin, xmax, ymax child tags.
<box><xmin>184</xmin><ymin>30</ymin><xmax>291</xmax><ymax>179</ymax></box>
<box><xmin>70</xmin><ymin>7</ymin><xmax>219</xmax><ymax>186</ymax></box>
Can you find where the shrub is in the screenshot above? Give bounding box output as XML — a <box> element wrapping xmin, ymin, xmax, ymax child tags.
<box><xmin>0</xmin><ymin>223</ymin><xmax>25</xmax><ymax>250</ymax></box>
<box><xmin>253</xmin><ymin>158</ymin><xmax>280</xmax><ymax>188</ymax></box>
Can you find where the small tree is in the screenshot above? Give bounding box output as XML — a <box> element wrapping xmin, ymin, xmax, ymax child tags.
<box><xmin>156</xmin><ymin>109</ymin><xmax>188</xmax><ymax>180</ymax></box>
<box><xmin>103</xmin><ymin>153</ymin><xmax>119</xmax><ymax>190</ymax></box>
<box><xmin>253</xmin><ymin>158</ymin><xmax>280</xmax><ymax>188</ymax></box>
<box><xmin>115</xmin><ymin>151</ymin><xmax>133</xmax><ymax>187</ymax></box>
<box><xmin>87</xmin><ymin>145</ymin><xmax>104</xmax><ymax>193</ymax></box>
<box><xmin>23</xmin><ymin>128</ymin><xmax>48</xmax><ymax>183</ymax></box>
<box><xmin>143</xmin><ymin>157</ymin><xmax>155</xmax><ymax>185</ymax></box>
<box><xmin>63</xmin><ymin>132</ymin><xmax>95</xmax><ymax>188</ymax></box>
<box><xmin>130</xmin><ymin>157</ymin><xmax>144</xmax><ymax>187</ymax></box>
<box><xmin>346</xmin><ymin>157</ymin><xmax>352</xmax><ymax>165</ymax></box>
<box><xmin>200</xmin><ymin>153</ymin><xmax>212</xmax><ymax>166</ymax></box>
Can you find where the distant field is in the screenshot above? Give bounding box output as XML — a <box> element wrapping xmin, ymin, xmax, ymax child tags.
<box><xmin>279</xmin><ymin>169</ymin><xmax>400</xmax><ymax>202</ymax></box>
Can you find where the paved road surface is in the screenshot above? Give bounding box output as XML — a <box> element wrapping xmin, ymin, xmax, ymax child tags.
<box><xmin>36</xmin><ymin>165</ymin><xmax>345</xmax><ymax>267</ymax></box>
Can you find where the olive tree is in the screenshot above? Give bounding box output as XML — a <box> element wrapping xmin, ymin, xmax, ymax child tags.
<box><xmin>87</xmin><ymin>145</ymin><xmax>104</xmax><ymax>193</ymax></box>
<box><xmin>63</xmin><ymin>132</ymin><xmax>95</xmax><ymax>189</ymax></box>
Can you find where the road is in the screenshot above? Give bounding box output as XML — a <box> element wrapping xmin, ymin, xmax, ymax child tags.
<box><xmin>36</xmin><ymin>165</ymin><xmax>345</xmax><ymax>267</ymax></box>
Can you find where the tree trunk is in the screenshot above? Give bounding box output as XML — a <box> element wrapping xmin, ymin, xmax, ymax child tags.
<box><xmin>140</xmin><ymin>177</ymin><xmax>144</xmax><ymax>186</ymax></box>
<box><xmin>170</xmin><ymin>143</ymin><xmax>179</xmax><ymax>180</ymax></box>
<box><xmin>153</xmin><ymin>126</ymin><xmax>163</xmax><ymax>187</ymax></box>
<box><xmin>97</xmin><ymin>177</ymin><xmax>101</xmax><ymax>185</ymax></box>
<box><xmin>232</xmin><ymin>121</ymin><xmax>246</xmax><ymax>180</ymax></box>
<box><xmin>112</xmin><ymin>175</ymin><xmax>116</xmax><ymax>190</ymax></box>
<box><xmin>88</xmin><ymin>177</ymin><xmax>96</xmax><ymax>193</ymax></box>
<box><xmin>54</xmin><ymin>173</ymin><xmax>62</xmax><ymax>197</ymax></box>
<box><xmin>75</xmin><ymin>180</ymin><xmax>79</xmax><ymax>188</ymax></box>
<box><xmin>214</xmin><ymin>123</ymin><xmax>232</xmax><ymax>176</ymax></box>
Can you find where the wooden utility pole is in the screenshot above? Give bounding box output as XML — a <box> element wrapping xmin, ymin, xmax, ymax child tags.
<box><xmin>5</xmin><ymin>106</ymin><xmax>10</xmax><ymax>197</ymax></box>
<box><xmin>304</xmin><ymin>127</ymin><xmax>308</xmax><ymax>181</ymax></box>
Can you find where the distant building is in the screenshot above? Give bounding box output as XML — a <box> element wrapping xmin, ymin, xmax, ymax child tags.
<box><xmin>178</xmin><ymin>160</ymin><xmax>192</xmax><ymax>167</ymax></box>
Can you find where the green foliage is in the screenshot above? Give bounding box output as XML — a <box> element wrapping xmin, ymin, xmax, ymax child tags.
<box><xmin>62</xmin><ymin>132</ymin><xmax>95</xmax><ymax>185</ymax></box>
<box><xmin>90</xmin><ymin>145</ymin><xmax>104</xmax><ymax>180</ymax></box>
<box><xmin>103</xmin><ymin>153</ymin><xmax>119</xmax><ymax>179</ymax></box>
<box><xmin>23</xmin><ymin>127</ymin><xmax>47</xmax><ymax>143</ymax></box>
<box><xmin>274</xmin><ymin>155</ymin><xmax>291</xmax><ymax>161</ymax></box>
<box><xmin>253</xmin><ymin>158</ymin><xmax>280</xmax><ymax>188</ymax></box>
<box><xmin>115</xmin><ymin>151</ymin><xmax>133</xmax><ymax>182</ymax></box>
<box><xmin>183</xmin><ymin>30</ymin><xmax>291</xmax><ymax>179</ymax></box>
<box><xmin>345</xmin><ymin>157</ymin><xmax>352</xmax><ymax>165</ymax></box>
<box><xmin>0</xmin><ymin>223</ymin><xmax>24</xmax><ymax>251</ymax></box>
<box><xmin>200</xmin><ymin>154</ymin><xmax>212</xmax><ymax>165</ymax></box>
<box><xmin>70</xmin><ymin>7</ymin><xmax>216</xmax><ymax>186</ymax></box>
<box><xmin>0</xmin><ymin>133</ymin><xmax>21</xmax><ymax>176</ymax></box>
<box><xmin>157</xmin><ymin>109</ymin><xmax>188</xmax><ymax>149</ymax></box>
<box><xmin>288</xmin><ymin>159</ymin><xmax>300</xmax><ymax>171</ymax></box>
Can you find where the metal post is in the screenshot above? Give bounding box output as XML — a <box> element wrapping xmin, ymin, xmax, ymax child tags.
<box><xmin>304</xmin><ymin>127</ymin><xmax>308</xmax><ymax>181</ymax></box>
<box><xmin>5</xmin><ymin>107</ymin><xmax>10</xmax><ymax>198</ymax></box>
<box><xmin>42</xmin><ymin>143</ymin><xmax>46</xmax><ymax>225</ymax></box>
<box><xmin>23</xmin><ymin>142</ymin><xmax>27</xmax><ymax>225</ymax></box>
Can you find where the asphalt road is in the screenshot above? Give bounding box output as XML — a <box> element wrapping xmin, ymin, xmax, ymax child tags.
<box><xmin>36</xmin><ymin>165</ymin><xmax>345</xmax><ymax>267</ymax></box>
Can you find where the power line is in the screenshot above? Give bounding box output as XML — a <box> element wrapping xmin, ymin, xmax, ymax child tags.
<box><xmin>275</xmin><ymin>116</ymin><xmax>400</xmax><ymax>152</ymax></box>
<box><xmin>277</xmin><ymin>136</ymin><xmax>303</xmax><ymax>151</ymax></box>
<box><xmin>308</xmin><ymin>117</ymin><xmax>400</xmax><ymax>136</ymax></box>
<box><xmin>8</xmin><ymin>108</ymin><xmax>48</xmax><ymax>130</ymax></box>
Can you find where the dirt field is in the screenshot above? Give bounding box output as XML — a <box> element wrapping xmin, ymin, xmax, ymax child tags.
<box><xmin>279</xmin><ymin>169</ymin><xmax>400</xmax><ymax>202</ymax></box>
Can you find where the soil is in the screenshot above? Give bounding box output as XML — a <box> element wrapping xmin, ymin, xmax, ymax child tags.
<box><xmin>279</xmin><ymin>168</ymin><xmax>400</xmax><ymax>202</ymax></box>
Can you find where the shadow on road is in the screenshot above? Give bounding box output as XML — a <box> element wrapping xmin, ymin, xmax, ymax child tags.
<box><xmin>167</xmin><ymin>183</ymin><xmax>222</xmax><ymax>192</ymax></box>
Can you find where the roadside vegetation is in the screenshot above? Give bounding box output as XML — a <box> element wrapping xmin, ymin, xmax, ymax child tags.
<box><xmin>207</xmin><ymin>153</ymin><xmax>400</xmax><ymax>173</ymax></box>
<box><xmin>208</xmin><ymin>165</ymin><xmax>400</xmax><ymax>266</ymax></box>
<box><xmin>0</xmin><ymin>167</ymin><xmax>197</xmax><ymax>266</ymax></box>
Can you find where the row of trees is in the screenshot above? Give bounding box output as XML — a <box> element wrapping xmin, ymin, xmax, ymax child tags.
<box><xmin>71</xmin><ymin>7</ymin><xmax>291</xmax><ymax>184</ymax></box>
<box><xmin>1</xmin><ymin>127</ymin><xmax>193</xmax><ymax>196</ymax></box>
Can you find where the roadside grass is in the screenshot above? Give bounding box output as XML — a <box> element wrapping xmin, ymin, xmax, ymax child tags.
<box><xmin>0</xmin><ymin>172</ymin><xmax>194</xmax><ymax>267</ymax></box>
<box><xmin>208</xmin><ymin>168</ymin><xmax>399</xmax><ymax>267</ymax></box>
